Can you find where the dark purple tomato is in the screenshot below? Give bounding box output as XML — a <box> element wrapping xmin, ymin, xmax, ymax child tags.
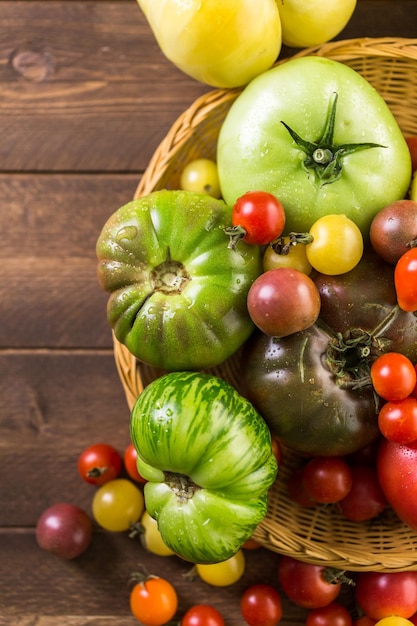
<box><xmin>242</xmin><ymin>250</ymin><xmax>417</xmax><ymax>456</ymax></box>
<box><xmin>370</xmin><ymin>199</ymin><xmax>417</xmax><ymax>265</ymax></box>
<box><xmin>36</xmin><ymin>503</ymin><xmax>93</xmax><ymax>559</ymax></box>
<box><xmin>247</xmin><ymin>267</ymin><xmax>321</xmax><ymax>337</ymax></box>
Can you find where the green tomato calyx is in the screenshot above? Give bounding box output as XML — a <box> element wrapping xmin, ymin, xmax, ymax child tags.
<box><xmin>150</xmin><ymin>249</ymin><xmax>190</xmax><ymax>294</ymax></box>
<box><xmin>165</xmin><ymin>471</ymin><xmax>200</xmax><ymax>502</ymax></box>
<box><xmin>325</xmin><ymin>305</ymin><xmax>401</xmax><ymax>396</ymax></box>
<box><xmin>281</xmin><ymin>92</ymin><xmax>386</xmax><ymax>186</ymax></box>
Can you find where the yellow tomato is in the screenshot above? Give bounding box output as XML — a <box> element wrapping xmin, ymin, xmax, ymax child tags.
<box><xmin>276</xmin><ymin>0</ymin><xmax>357</xmax><ymax>48</ymax></box>
<box><xmin>140</xmin><ymin>511</ymin><xmax>175</xmax><ymax>557</ymax></box>
<box><xmin>263</xmin><ymin>239</ymin><xmax>312</xmax><ymax>274</ymax></box>
<box><xmin>137</xmin><ymin>0</ymin><xmax>282</xmax><ymax>88</ymax></box>
<box><xmin>196</xmin><ymin>550</ymin><xmax>245</xmax><ymax>586</ymax></box>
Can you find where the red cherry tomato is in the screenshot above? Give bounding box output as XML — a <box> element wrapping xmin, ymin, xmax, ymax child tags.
<box><xmin>241</xmin><ymin>584</ymin><xmax>283</xmax><ymax>626</ymax></box>
<box><xmin>355</xmin><ymin>571</ymin><xmax>417</xmax><ymax>620</ymax></box>
<box><xmin>337</xmin><ymin>464</ymin><xmax>387</xmax><ymax>522</ymax></box>
<box><xmin>302</xmin><ymin>457</ymin><xmax>353</xmax><ymax>504</ymax></box>
<box><xmin>77</xmin><ymin>443</ymin><xmax>122</xmax><ymax>486</ymax></box>
<box><xmin>124</xmin><ymin>443</ymin><xmax>147</xmax><ymax>483</ymax></box>
<box><xmin>277</xmin><ymin>555</ymin><xmax>343</xmax><ymax>609</ymax></box>
<box><xmin>378</xmin><ymin>397</ymin><xmax>417</xmax><ymax>444</ymax></box>
<box><xmin>230</xmin><ymin>191</ymin><xmax>286</xmax><ymax>246</ymax></box>
<box><xmin>395</xmin><ymin>247</ymin><xmax>417</xmax><ymax>312</ymax></box>
<box><xmin>181</xmin><ymin>604</ymin><xmax>225</xmax><ymax>626</ymax></box>
<box><xmin>370</xmin><ymin>352</ymin><xmax>417</xmax><ymax>401</ymax></box>
<box><xmin>306</xmin><ymin>602</ymin><xmax>353</xmax><ymax>626</ymax></box>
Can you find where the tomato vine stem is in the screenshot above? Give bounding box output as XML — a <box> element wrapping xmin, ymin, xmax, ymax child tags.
<box><xmin>281</xmin><ymin>92</ymin><xmax>385</xmax><ymax>185</ymax></box>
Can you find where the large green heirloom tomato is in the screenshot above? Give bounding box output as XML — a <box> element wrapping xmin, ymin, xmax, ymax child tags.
<box><xmin>217</xmin><ymin>56</ymin><xmax>412</xmax><ymax>236</ymax></box>
<box><xmin>241</xmin><ymin>251</ymin><xmax>417</xmax><ymax>457</ymax></box>
<box><xmin>129</xmin><ymin>371</ymin><xmax>278</xmax><ymax>564</ymax></box>
<box><xmin>96</xmin><ymin>190</ymin><xmax>261</xmax><ymax>370</ymax></box>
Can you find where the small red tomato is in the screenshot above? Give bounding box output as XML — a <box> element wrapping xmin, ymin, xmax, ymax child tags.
<box><xmin>124</xmin><ymin>443</ymin><xmax>147</xmax><ymax>483</ymax></box>
<box><xmin>278</xmin><ymin>556</ymin><xmax>342</xmax><ymax>609</ymax></box>
<box><xmin>302</xmin><ymin>457</ymin><xmax>353</xmax><ymax>504</ymax></box>
<box><xmin>241</xmin><ymin>584</ymin><xmax>283</xmax><ymax>626</ymax></box>
<box><xmin>247</xmin><ymin>267</ymin><xmax>321</xmax><ymax>337</ymax></box>
<box><xmin>306</xmin><ymin>602</ymin><xmax>353</xmax><ymax>626</ymax></box>
<box><xmin>337</xmin><ymin>464</ymin><xmax>387</xmax><ymax>522</ymax></box>
<box><xmin>370</xmin><ymin>352</ymin><xmax>417</xmax><ymax>401</ymax></box>
<box><xmin>395</xmin><ymin>247</ymin><xmax>417</xmax><ymax>312</ymax></box>
<box><xmin>230</xmin><ymin>191</ymin><xmax>285</xmax><ymax>247</ymax></box>
<box><xmin>406</xmin><ymin>136</ymin><xmax>417</xmax><ymax>173</ymax></box>
<box><xmin>181</xmin><ymin>604</ymin><xmax>225</xmax><ymax>626</ymax></box>
<box><xmin>77</xmin><ymin>443</ymin><xmax>122</xmax><ymax>486</ymax></box>
<box><xmin>378</xmin><ymin>397</ymin><xmax>417</xmax><ymax>444</ymax></box>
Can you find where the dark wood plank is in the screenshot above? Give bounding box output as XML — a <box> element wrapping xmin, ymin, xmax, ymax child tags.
<box><xmin>2</xmin><ymin>173</ymin><xmax>137</xmax><ymax>348</ymax></box>
<box><xmin>0</xmin><ymin>0</ymin><xmax>210</xmax><ymax>173</ymax></box>
<box><xmin>0</xmin><ymin>351</ymin><xmax>129</xmax><ymax>527</ymax></box>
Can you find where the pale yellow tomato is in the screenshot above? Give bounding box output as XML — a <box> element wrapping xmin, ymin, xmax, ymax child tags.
<box><xmin>137</xmin><ymin>0</ymin><xmax>282</xmax><ymax>88</ymax></box>
<box><xmin>276</xmin><ymin>0</ymin><xmax>357</xmax><ymax>48</ymax></box>
<box><xmin>180</xmin><ymin>159</ymin><xmax>221</xmax><ymax>198</ymax></box>
<box><xmin>410</xmin><ymin>171</ymin><xmax>417</xmax><ymax>201</ymax></box>
<box><xmin>140</xmin><ymin>511</ymin><xmax>175</xmax><ymax>557</ymax></box>
<box><xmin>196</xmin><ymin>550</ymin><xmax>245</xmax><ymax>586</ymax></box>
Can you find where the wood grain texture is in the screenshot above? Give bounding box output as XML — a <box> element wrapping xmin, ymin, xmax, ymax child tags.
<box><xmin>2</xmin><ymin>1</ymin><xmax>417</xmax><ymax>624</ymax></box>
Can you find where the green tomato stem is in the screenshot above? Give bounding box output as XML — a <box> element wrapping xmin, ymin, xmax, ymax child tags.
<box><xmin>281</xmin><ymin>92</ymin><xmax>386</xmax><ymax>186</ymax></box>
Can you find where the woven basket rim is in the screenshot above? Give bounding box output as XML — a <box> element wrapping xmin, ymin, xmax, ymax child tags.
<box><xmin>114</xmin><ymin>36</ymin><xmax>417</xmax><ymax>571</ymax></box>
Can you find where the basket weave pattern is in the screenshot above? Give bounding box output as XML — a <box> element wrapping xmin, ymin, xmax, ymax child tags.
<box><xmin>114</xmin><ymin>38</ymin><xmax>417</xmax><ymax>571</ymax></box>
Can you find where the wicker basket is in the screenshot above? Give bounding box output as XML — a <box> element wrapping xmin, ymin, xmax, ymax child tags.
<box><xmin>114</xmin><ymin>38</ymin><xmax>417</xmax><ymax>572</ymax></box>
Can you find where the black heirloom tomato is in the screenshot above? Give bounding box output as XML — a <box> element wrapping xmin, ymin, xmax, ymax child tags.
<box><xmin>241</xmin><ymin>250</ymin><xmax>417</xmax><ymax>456</ymax></box>
<box><xmin>96</xmin><ymin>190</ymin><xmax>261</xmax><ymax>370</ymax></box>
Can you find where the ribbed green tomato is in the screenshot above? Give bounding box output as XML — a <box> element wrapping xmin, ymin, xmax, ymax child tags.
<box><xmin>129</xmin><ymin>372</ymin><xmax>278</xmax><ymax>564</ymax></box>
<box><xmin>96</xmin><ymin>190</ymin><xmax>261</xmax><ymax>370</ymax></box>
<box><xmin>217</xmin><ymin>56</ymin><xmax>412</xmax><ymax>237</ymax></box>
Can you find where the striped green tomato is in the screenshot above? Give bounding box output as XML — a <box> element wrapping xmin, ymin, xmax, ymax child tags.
<box><xmin>129</xmin><ymin>371</ymin><xmax>278</xmax><ymax>564</ymax></box>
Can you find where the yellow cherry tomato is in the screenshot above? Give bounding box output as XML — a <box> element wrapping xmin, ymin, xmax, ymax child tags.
<box><xmin>180</xmin><ymin>159</ymin><xmax>222</xmax><ymax>198</ymax></box>
<box><xmin>306</xmin><ymin>214</ymin><xmax>363</xmax><ymax>275</ymax></box>
<box><xmin>263</xmin><ymin>238</ymin><xmax>312</xmax><ymax>274</ymax></box>
<box><xmin>140</xmin><ymin>511</ymin><xmax>175</xmax><ymax>557</ymax></box>
<box><xmin>276</xmin><ymin>0</ymin><xmax>357</xmax><ymax>48</ymax></box>
<box><xmin>92</xmin><ymin>478</ymin><xmax>144</xmax><ymax>532</ymax></box>
<box><xmin>196</xmin><ymin>550</ymin><xmax>245</xmax><ymax>586</ymax></box>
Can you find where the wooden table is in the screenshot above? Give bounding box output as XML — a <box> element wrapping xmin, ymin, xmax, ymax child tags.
<box><xmin>2</xmin><ymin>2</ymin><xmax>416</xmax><ymax>624</ymax></box>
